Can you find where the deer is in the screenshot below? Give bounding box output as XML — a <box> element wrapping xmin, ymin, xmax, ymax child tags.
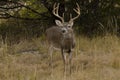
<box><xmin>46</xmin><ymin>3</ymin><xmax>80</xmax><ymax>75</ymax></box>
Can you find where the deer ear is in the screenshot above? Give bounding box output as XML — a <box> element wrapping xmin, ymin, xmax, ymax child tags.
<box><xmin>68</xmin><ymin>20</ymin><xmax>74</xmax><ymax>28</ymax></box>
<box><xmin>55</xmin><ymin>20</ymin><xmax>63</xmax><ymax>27</ymax></box>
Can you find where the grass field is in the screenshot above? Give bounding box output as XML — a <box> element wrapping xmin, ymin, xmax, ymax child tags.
<box><xmin>0</xmin><ymin>35</ymin><xmax>120</xmax><ymax>80</ymax></box>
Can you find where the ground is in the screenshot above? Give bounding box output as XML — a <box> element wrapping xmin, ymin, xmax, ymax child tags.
<box><xmin>0</xmin><ymin>35</ymin><xmax>120</xmax><ymax>80</ymax></box>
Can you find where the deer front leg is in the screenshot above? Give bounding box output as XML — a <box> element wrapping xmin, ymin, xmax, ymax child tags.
<box><xmin>61</xmin><ymin>48</ymin><xmax>67</xmax><ymax>75</ymax></box>
<box><xmin>68</xmin><ymin>50</ymin><xmax>72</xmax><ymax>75</ymax></box>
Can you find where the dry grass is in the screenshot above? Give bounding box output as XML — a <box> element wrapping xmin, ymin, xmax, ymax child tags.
<box><xmin>0</xmin><ymin>35</ymin><xmax>120</xmax><ymax>80</ymax></box>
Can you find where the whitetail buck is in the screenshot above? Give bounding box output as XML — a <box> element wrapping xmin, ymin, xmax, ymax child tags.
<box><xmin>46</xmin><ymin>3</ymin><xmax>80</xmax><ymax>75</ymax></box>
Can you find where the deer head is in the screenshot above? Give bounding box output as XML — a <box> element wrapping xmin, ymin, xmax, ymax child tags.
<box><xmin>53</xmin><ymin>3</ymin><xmax>80</xmax><ymax>28</ymax></box>
<box><xmin>51</xmin><ymin>3</ymin><xmax>80</xmax><ymax>49</ymax></box>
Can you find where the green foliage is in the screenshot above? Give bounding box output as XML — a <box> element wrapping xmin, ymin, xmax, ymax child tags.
<box><xmin>73</xmin><ymin>0</ymin><xmax>120</xmax><ymax>36</ymax></box>
<box><xmin>19</xmin><ymin>0</ymin><xmax>48</xmax><ymax>18</ymax></box>
<box><xmin>0</xmin><ymin>0</ymin><xmax>119</xmax><ymax>43</ymax></box>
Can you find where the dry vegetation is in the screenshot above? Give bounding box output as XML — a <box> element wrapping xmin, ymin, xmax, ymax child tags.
<box><xmin>0</xmin><ymin>35</ymin><xmax>120</xmax><ymax>80</ymax></box>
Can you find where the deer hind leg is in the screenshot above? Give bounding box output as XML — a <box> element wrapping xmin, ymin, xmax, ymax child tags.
<box><xmin>49</xmin><ymin>45</ymin><xmax>53</xmax><ymax>75</ymax></box>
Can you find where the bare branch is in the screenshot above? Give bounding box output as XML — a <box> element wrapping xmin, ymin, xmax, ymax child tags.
<box><xmin>0</xmin><ymin>12</ymin><xmax>47</xmax><ymax>20</ymax></box>
<box><xmin>0</xmin><ymin>1</ymin><xmax>49</xmax><ymax>19</ymax></box>
<box><xmin>0</xmin><ymin>5</ymin><xmax>22</xmax><ymax>10</ymax></box>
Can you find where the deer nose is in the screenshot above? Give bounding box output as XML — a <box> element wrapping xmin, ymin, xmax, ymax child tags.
<box><xmin>61</xmin><ymin>28</ymin><xmax>67</xmax><ymax>34</ymax></box>
<box><xmin>62</xmin><ymin>30</ymin><xmax>66</xmax><ymax>33</ymax></box>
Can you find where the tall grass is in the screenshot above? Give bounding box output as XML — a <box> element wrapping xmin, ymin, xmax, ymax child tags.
<box><xmin>0</xmin><ymin>35</ymin><xmax>120</xmax><ymax>80</ymax></box>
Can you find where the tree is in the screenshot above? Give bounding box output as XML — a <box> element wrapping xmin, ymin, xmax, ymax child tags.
<box><xmin>0</xmin><ymin>0</ymin><xmax>119</xmax><ymax>39</ymax></box>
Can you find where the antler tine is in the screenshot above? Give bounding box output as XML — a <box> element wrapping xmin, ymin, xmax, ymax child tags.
<box><xmin>53</xmin><ymin>3</ymin><xmax>57</xmax><ymax>14</ymax></box>
<box><xmin>52</xmin><ymin>3</ymin><xmax>64</xmax><ymax>22</ymax></box>
<box><xmin>56</xmin><ymin>3</ymin><xmax>60</xmax><ymax>15</ymax></box>
<box><xmin>73</xmin><ymin>3</ymin><xmax>80</xmax><ymax>14</ymax></box>
<box><xmin>62</xmin><ymin>13</ymin><xmax>64</xmax><ymax>19</ymax></box>
<box><xmin>69</xmin><ymin>3</ymin><xmax>80</xmax><ymax>22</ymax></box>
<box><xmin>70</xmin><ymin>13</ymin><xmax>72</xmax><ymax>19</ymax></box>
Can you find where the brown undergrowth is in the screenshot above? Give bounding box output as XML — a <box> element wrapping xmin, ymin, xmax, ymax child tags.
<box><xmin>0</xmin><ymin>35</ymin><xmax>120</xmax><ymax>80</ymax></box>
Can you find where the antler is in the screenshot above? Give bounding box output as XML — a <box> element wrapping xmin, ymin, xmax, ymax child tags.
<box><xmin>69</xmin><ymin>3</ymin><xmax>80</xmax><ymax>22</ymax></box>
<box><xmin>52</xmin><ymin>3</ymin><xmax>64</xmax><ymax>23</ymax></box>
